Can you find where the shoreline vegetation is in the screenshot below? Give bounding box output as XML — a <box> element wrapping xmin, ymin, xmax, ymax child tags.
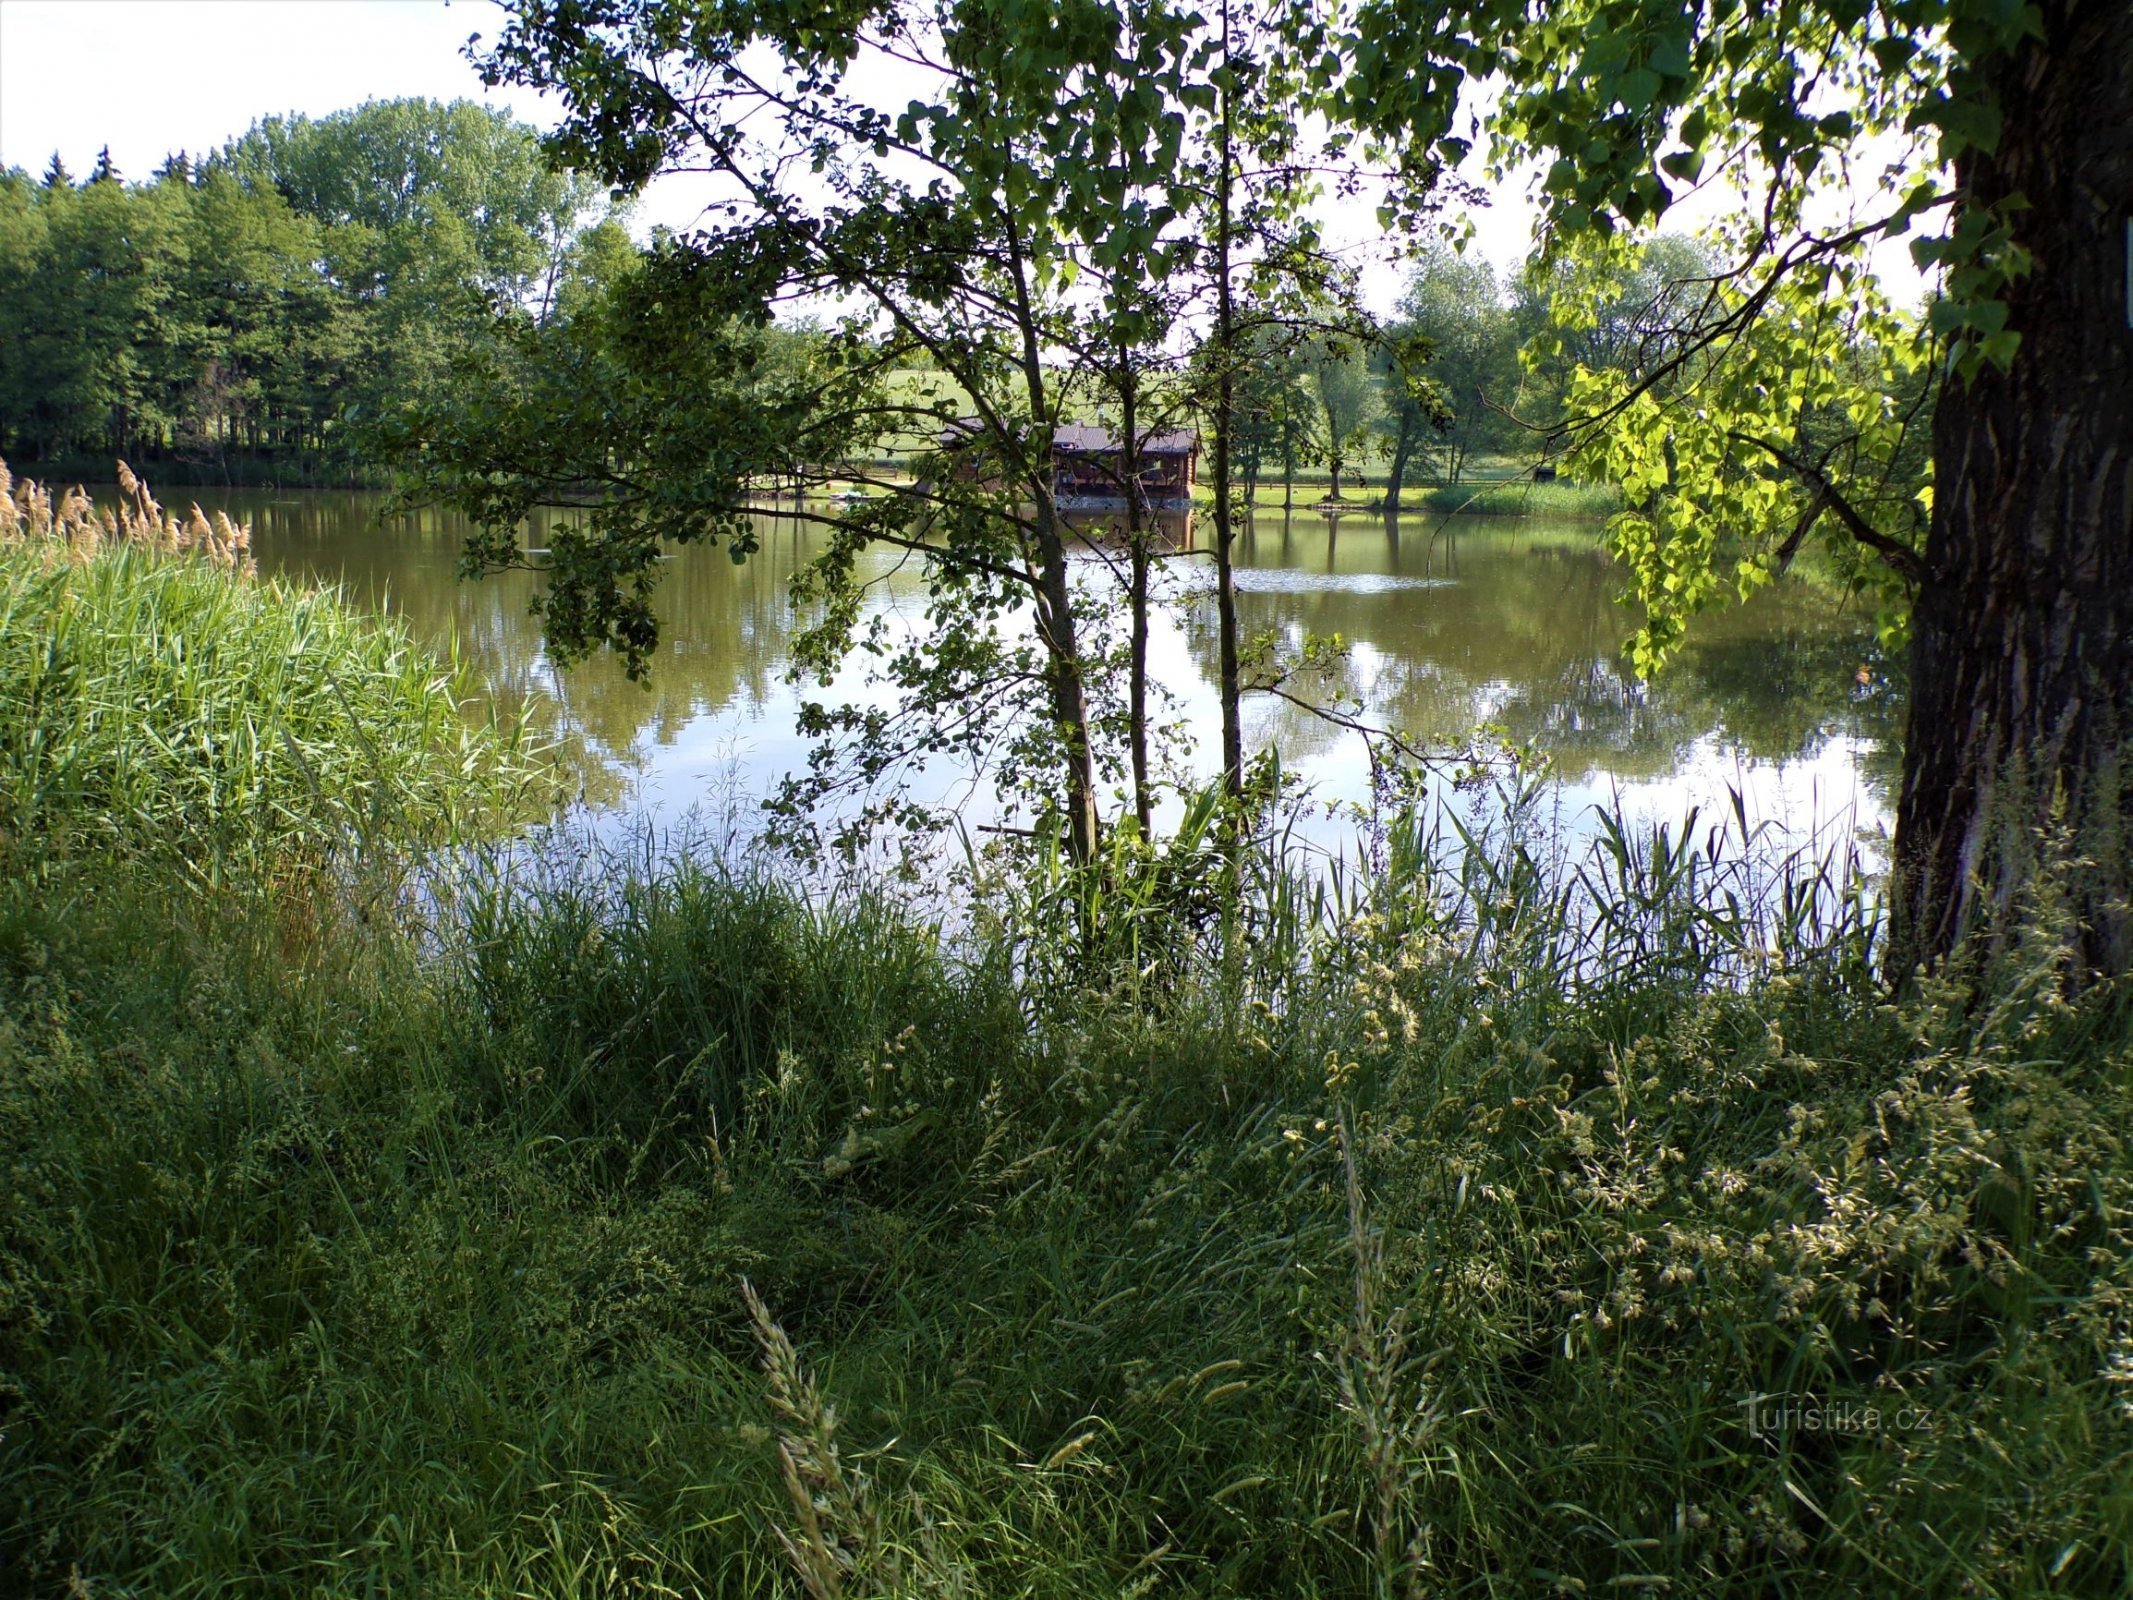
<box><xmin>0</xmin><ymin>459</ymin><xmax>554</xmax><ymax>876</ymax></box>
<box><xmin>27</xmin><ymin>459</ymin><xmax>1622</xmax><ymax>522</ymax></box>
<box><xmin>5</xmin><ymin>462</ymin><xmax>2131</xmax><ymax>1596</ymax></box>
<box><xmin>721</xmin><ymin>471</ymin><xmax>1626</xmax><ymax>522</ymax></box>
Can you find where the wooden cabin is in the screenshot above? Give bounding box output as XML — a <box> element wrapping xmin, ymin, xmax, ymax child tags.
<box><xmin>1051</xmin><ymin>423</ymin><xmax>1200</xmax><ymax>512</ymax></box>
<box><xmin>935</xmin><ymin>419</ymin><xmax>1201</xmax><ymax>511</ymax></box>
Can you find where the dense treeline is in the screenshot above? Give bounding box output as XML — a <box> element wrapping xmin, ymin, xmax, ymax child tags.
<box><xmin>0</xmin><ymin>100</ymin><xmax>621</xmax><ymax>485</ymax></box>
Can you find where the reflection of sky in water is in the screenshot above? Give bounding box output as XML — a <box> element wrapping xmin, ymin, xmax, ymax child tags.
<box><xmin>200</xmin><ymin>490</ymin><xmax>1901</xmax><ymax>860</ymax></box>
<box><xmin>1214</xmin><ymin>569</ymin><xmax>1460</xmax><ymax>596</ymax></box>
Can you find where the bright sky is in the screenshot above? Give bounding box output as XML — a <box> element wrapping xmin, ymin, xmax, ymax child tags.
<box><xmin>0</xmin><ymin>0</ymin><xmax>1554</xmax><ymax>313</ymax></box>
<box><xmin>0</xmin><ymin>2</ymin><xmax>546</xmax><ymax>174</ymax></box>
<box><xmin>0</xmin><ymin>0</ymin><xmax>1918</xmax><ymax>311</ymax></box>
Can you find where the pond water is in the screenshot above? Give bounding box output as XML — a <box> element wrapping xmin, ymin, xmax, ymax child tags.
<box><xmin>185</xmin><ymin>488</ymin><xmax>1902</xmax><ymax>861</ymax></box>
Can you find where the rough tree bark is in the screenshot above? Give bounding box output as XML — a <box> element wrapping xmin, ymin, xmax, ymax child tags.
<box><xmin>1892</xmin><ymin>0</ymin><xmax>2133</xmax><ymax>971</ymax></box>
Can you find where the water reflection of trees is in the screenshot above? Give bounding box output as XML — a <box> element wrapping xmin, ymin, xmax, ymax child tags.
<box><xmin>1197</xmin><ymin>513</ymin><xmax>1898</xmax><ymax>795</ymax></box>
<box><xmin>225</xmin><ymin>491</ymin><xmax>1901</xmax><ymax>804</ymax></box>
<box><xmin>236</xmin><ymin>492</ymin><xmax>825</xmax><ymax>759</ymax></box>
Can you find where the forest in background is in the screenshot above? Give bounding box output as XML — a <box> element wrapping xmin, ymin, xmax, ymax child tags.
<box><xmin>0</xmin><ymin>96</ymin><xmax>1747</xmax><ymax>508</ymax></box>
<box><xmin>0</xmin><ymin>99</ymin><xmax>630</xmax><ymax>485</ymax></box>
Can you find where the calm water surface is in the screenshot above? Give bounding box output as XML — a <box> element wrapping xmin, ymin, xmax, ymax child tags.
<box><xmin>193</xmin><ymin>489</ymin><xmax>1902</xmax><ymax>856</ymax></box>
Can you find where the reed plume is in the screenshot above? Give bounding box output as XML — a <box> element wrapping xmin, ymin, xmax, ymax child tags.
<box><xmin>742</xmin><ymin>1277</ymin><xmax>892</xmax><ymax>1600</ymax></box>
<box><xmin>0</xmin><ymin>457</ymin><xmax>253</xmax><ymax>573</ymax></box>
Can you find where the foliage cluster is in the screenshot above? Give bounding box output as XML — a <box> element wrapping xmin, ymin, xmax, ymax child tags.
<box><xmin>385</xmin><ymin>244</ymin><xmax>875</xmax><ymax>680</ymax></box>
<box><xmin>1554</xmin><ymin>237</ymin><xmax>1934</xmax><ymax>674</ymax></box>
<box><xmin>0</xmin><ymin>101</ymin><xmax>617</xmax><ymax>484</ymax></box>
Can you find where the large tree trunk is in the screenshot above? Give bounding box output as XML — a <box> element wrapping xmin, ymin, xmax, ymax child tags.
<box><xmin>1892</xmin><ymin>0</ymin><xmax>2133</xmax><ymax>972</ymax></box>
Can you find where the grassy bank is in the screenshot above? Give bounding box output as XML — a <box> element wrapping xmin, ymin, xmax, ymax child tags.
<box><xmin>1405</xmin><ymin>479</ymin><xmax>1620</xmax><ymax>517</ymax></box>
<box><xmin>3</xmin><ymin>465</ymin><xmax>2130</xmax><ymax>1597</ymax></box>
<box><xmin>7</xmin><ymin>812</ymin><xmax>2133</xmax><ymax>1596</ymax></box>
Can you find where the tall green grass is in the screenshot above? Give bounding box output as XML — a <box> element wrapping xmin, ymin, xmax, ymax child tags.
<box><xmin>0</xmin><ymin>523</ymin><xmax>549</xmax><ymax>877</ymax></box>
<box><xmin>5</xmin><ymin>792</ymin><xmax>2130</xmax><ymax>1596</ymax></box>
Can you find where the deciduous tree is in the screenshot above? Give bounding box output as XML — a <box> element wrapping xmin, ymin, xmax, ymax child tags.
<box><xmin>1383</xmin><ymin>246</ymin><xmax>1514</xmax><ymax>496</ymax></box>
<box><xmin>1345</xmin><ymin>0</ymin><xmax>2133</xmax><ymax>970</ymax></box>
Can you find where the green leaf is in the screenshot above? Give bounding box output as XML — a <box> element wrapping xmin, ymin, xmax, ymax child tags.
<box><xmin>1871</xmin><ymin>31</ymin><xmax>1916</xmax><ymax>70</ymax></box>
<box><xmin>1618</xmin><ymin>67</ymin><xmax>1661</xmax><ymax>112</ymax></box>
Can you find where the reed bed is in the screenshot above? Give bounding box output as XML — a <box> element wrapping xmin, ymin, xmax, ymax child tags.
<box><xmin>0</xmin><ymin>457</ymin><xmax>551</xmax><ymax>876</ymax></box>
<box><xmin>1</xmin><ymin>457</ymin><xmax>254</xmax><ymax>569</ymax></box>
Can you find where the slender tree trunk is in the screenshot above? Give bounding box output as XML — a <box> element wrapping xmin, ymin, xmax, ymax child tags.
<box><xmin>1003</xmin><ymin>229</ymin><xmax>1101</xmax><ymax>864</ymax></box>
<box><xmin>1892</xmin><ymin>0</ymin><xmax>2133</xmax><ymax>972</ymax></box>
<box><xmin>1121</xmin><ymin>358</ymin><xmax>1153</xmax><ymax>836</ymax></box>
<box><xmin>1385</xmin><ymin>413</ymin><xmax>1414</xmax><ymax>516</ymax></box>
<box><xmin>1212</xmin><ymin>0</ymin><xmax>1244</xmax><ymax>803</ymax></box>
<box><xmin>1032</xmin><ymin>499</ymin><xmax>1101</xmax><ymax>865</ymax></box>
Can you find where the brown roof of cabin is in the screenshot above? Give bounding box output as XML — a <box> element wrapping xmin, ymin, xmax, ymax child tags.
<box><xmin>938</xmin><ymin>418</ymin><xmax>1199</xmax><ymax>455</ymax></box>
<box><xmin>1054</xmin><ymin>423</ymin><xmax>1199</xmax><ymax>456</ymax></box>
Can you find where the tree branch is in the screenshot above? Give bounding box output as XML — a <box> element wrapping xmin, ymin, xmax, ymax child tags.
<box><xmin>1730</xmin><ymin>430</ymin><xmax>1926</xmax><ymax>585</ymax></box>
